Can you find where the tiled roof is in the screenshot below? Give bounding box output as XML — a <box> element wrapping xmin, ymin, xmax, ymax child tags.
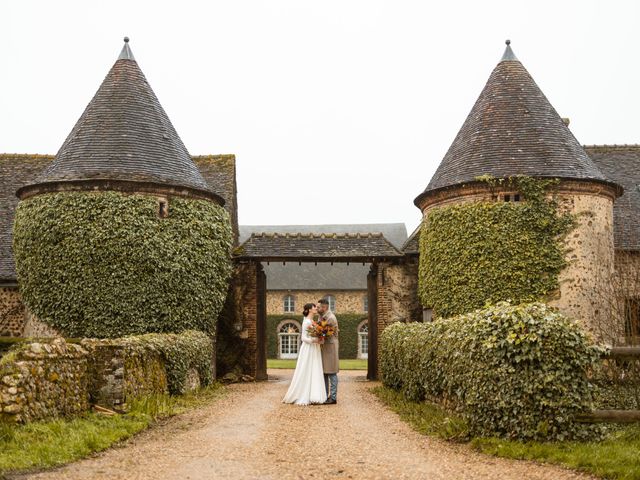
<box><xmin>235</xmin><ymin>232</ymin><xmax>404</xmax><ymax>261</ymax></box>
<box><xmin>239</xmin><ymin>223</ymin><xmax>407</xmax><ymax>249</ymax></box>
<box><xmin>585</xmin><ymin>145</ymin><xmax>640</xmax><ymax>251</ymax></box>
<box><xmin>239</xmin><ymin>224</ymin><xmax>408</xmax><ymax>289</ymax></box>
<box><xmin>415</xmin><ymin>42</ymin><xmax>617</xmax><ymax>206</ymax></box>
<box><xmin>0</xmin><ymin>153</ymin><xmax>239</xmax><ymax>281</ymax></box>
<box><xmin>401</xmin><ymin>225</ymin><xmax>420</xmax><ymax>255</ymax></box>
<box><xmin>0</xmin><ymin>154</ymin><xmax>52</xmax><ymax>281</ymax></box>
<box><xmin>19</xmin><ymin>39</ymin><xmax>222</xmax><ymax>203</ymax></box>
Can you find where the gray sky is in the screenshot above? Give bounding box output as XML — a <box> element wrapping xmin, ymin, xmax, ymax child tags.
<box><xmin>3</xmin><ymin>1</ymin><xmax>639</xmax><ymax>232</ymax></box>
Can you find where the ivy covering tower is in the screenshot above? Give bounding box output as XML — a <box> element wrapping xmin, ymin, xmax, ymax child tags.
<box><xmin>13</xmin><ymin>38</ymin><xmax>232</xmax><ymax>338</ymax></box>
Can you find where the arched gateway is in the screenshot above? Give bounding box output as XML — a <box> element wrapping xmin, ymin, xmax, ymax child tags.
<box><xmin>233</xmin><ymin>232</ymin><xmax>421</xmax><ymax>380</ymax></box>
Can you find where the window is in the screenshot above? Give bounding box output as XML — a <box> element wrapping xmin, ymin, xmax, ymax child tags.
<box><xmin>283</xmin><ymin>295</ymin><xmax>295</xmax><ymax>313</ymax></box>
<box><xmin>357</xmin><ymin>320</ymin><xmax>368</xmax><ymax>359</ymax></box>
<box><xmin>278</xmin><ymin>321</ymin><xmax>301</xmax><ymax>359</ymax></box>
<box><xmin>625</xmin><ymin>298</ymin><xmax>640</xmax><ymax>339</ymax></box>
<box><xmin>323</xmin><ymin>295</ymin><xmax>336</xmax><ymax>312</ymax></box>
<box><xmin>158</xmin><ymin>198</ymin><xmax>169</xmax><ymax>218</ymax></box>
<box><xmin>363</xmin><ymin>295</ymin><xmax>368</xmax><ymax>313</ymax></box>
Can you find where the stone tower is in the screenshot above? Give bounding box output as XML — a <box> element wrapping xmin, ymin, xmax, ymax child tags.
<box><xmin>413</xmin><ymin>41</ymin><xmax>622</xmax><ymax>331</ymax></box>
<box><xmin>13</xmin><ymin>38</ymin><xmax>232</xmax><ymax>338</ymax></box>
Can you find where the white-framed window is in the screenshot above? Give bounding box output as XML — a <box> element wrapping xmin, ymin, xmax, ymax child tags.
<box><xmin>357</xmin><ymin>319</ymin><xmax>368</xmax><ymax>359</ymax></box>
<box><xmin>363</xmin><ymin>295</ymin><xmax>368</xmax><ymax>313</ymax></box>
<box><xmin>324</xmin><ymin>295</ymin><xmax>336</xmax><ymax>312</ymax></box>
<box><xmin>278</xmin><ymin>320</ymin><xmax>301</xmax><ymax>359</ymax></box>
<box><xmin>283</xmin><ymin>294</ymin><xmax>295</xmax><ymax>313</ymax></box>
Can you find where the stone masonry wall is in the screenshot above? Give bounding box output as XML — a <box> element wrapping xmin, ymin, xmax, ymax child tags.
<box><xmin>0</xmin><ymin>287</ymin><xmax>26</xmax><ymax>337</ymax></box>
<box><xmin>550</xmin><ymin>192</ymin><xmax>616</xmax><ymax>337</ymax></box>
<box><xmin>81</xmin><ymin>341</ymin><xmax>168</xmax><ymax>412</ymax></box>
<box><xmin>266</xmin><ymin>290</ymin><xmax>367</xmax><ymax>315</ymax></box>
<box><xmin>0</xmin><ymin>338</ymin><xmax>88</xmax><ymax>423</ymax></box>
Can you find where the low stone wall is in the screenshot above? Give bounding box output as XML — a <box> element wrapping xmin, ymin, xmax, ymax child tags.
<box><xmin>0</xmin><ymin>338</ymin><xmax>88</xmax><ymax>423</ymax></box>
<box><xmin>81</xmin><ymin>340</ymin><xmax>168</xmax><ymax>412</ymax></box>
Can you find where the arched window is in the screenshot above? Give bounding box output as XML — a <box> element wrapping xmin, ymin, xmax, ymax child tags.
<box><xmin>357</xmin><ymin>320</ymin><xmax>368</xmax><ymax>359</ymax></box>
<box><xmin>283</xmin><ymin>295</ymin><xmax>295</xmax><ymax>313</ymax></box>
<box><xmin>278</xmin><ymin>320</ymin><xmax>301</xmax><ymax>359</ymax></box>
<box><xmin>323</xmin><ymin>295</ymin><xmax>336</xmax><ymax>312</ymax></box>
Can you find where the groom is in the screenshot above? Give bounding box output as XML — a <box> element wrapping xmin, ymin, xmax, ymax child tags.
<box><xmin>317</xmin><ymin>298</ymin><xmax>339</xmax><ymax>404</ymax></box>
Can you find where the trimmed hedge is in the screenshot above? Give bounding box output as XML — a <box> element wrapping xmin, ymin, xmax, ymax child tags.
<box><xmin>380</xmin><ymin>302</ymin><xmax>602</xmax><ymax>441</ymax></box>
<box><xmin>84</xmin><ymin>330</ymin><xmax>214</xmax><ymax>395</ymax></box>
<box><xmin>13</xmin><ymin>192</ymin><xmax>233</xmax><ymax>338</ymax></box>
<box><xmin>267</xmin><ymin>314</ymin><xmax>367</xmax><ymax>359</ymax></box>
<box><xmin>419</xmin><ymin>177</ymin><xmax>574</xmax><ymax>318</ymax></box>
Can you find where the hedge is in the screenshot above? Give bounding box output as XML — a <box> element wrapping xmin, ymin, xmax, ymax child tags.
<box><xmin>13</xmin><ymin>192</ymin><xmax>233</xmax><ymax>338</ymax></box>
<box><xmin>380</xmin><ymin>302</ymin><xmax>602</xmax><ymax>441</ymax></box>
<box><xmin>267</xmin><ymin>313</ymin><xmax>367</xmax><ymax>359</ymax></box>
<box><xmin>419</xmin><ymin>177</ymin><xmax>574</xmax><ymax>318</ymax></box>
<box><xmin>83</xmin><ymin>330</ymin><xmax>214</xmax><ymax>395</ymax></box>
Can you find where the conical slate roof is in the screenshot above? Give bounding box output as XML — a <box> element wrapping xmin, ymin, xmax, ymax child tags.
<box><xmin>415</xmin><ymin>41</ymin><xmax>618</xmax><ymax>206</ymax></box>
<box><xmin>18</xmin><ymin>38</ymin><xmax>222</xmax><ymax>203</ymax></box>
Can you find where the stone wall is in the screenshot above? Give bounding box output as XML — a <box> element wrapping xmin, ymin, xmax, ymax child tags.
<box><xmin>81</xmin><ymin>340</ymin><xmax>168</xmax><ymax>412</ymax></box>
<box><xmin>551</xmin><ymin>192</ymin><xmax>616</xmax><ymax>338</ymax></box>
<box><xmin>0</xmin><ymin>338</ymin><xmax>88</xmax><ymax>423</ymax></box>
<box><xmin>266</xmin><ymin>290</ymin><xmax>367</xmax><ymax>315</ymax></box>
<box><xmin>0</xmin><ymin>287</ymin><xmax>26</xmax><ymax>337</ymax></box>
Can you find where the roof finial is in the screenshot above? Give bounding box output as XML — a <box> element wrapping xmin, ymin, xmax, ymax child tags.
<box><xmin>500</xmin><ymin>39</ymin><xmax>517</xmax><ymax>62</ymax></box>
<box><xmin>118</xmin><ymin>36</ymin><xmax>135</xmax><ymax>61</ymax></box>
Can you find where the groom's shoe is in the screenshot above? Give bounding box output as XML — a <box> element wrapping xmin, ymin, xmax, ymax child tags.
<box><xmin>324</xmin><ymin>398</ymin><xmax>337</xmax><ymax>405</ymax></box>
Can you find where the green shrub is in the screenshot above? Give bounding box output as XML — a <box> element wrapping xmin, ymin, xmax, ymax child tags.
<box><xmin>380</xmin><ymin>302</ymin><xmax>602</xmax><ymax>441</ymax></box>
<box><xmin>419</xmin><ymin>177</ymin><xmax>574</xmax><ymax>318</ymax></box>
<box><xmin>13</xmin><ymin>192</ymin><xmax>232</xmax><ymax>338</ymax></box>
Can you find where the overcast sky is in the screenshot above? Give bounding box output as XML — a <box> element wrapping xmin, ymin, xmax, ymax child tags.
<box><xmin>3</xmin><ymin>1</ymin><xmax>639</xmax><ymax>232</ymax></box>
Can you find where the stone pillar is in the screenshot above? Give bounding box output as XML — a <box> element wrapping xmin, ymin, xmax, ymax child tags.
<box><xmin>232</xmin><ymin>261</ymin><xmax>267</xmax><ymax>379</ymax></box>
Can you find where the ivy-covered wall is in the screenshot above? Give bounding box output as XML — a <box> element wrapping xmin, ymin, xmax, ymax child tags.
<box><xmin>267</xmin><ymin>314</ymin><xmax>367</xmax><ymax>360</ymax></box>
<box><xmin>13</xmin><ymin>191</ymin><xmax>233</xmax><ymax>338</ymax></box>
<box><xmin>419</xmin><ymin>178</ymin><xmax>574</xmax><ymax>318</ymax></box>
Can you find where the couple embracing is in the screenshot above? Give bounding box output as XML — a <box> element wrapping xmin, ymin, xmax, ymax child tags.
<box><xmin>282</xmin><ymin>298</ymin><xmax>339</xmax><ymax>405</ymax></box>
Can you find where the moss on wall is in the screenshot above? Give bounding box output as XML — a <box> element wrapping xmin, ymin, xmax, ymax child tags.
<box><xmin>419</xmin><ymin>177</ymin><xmax>575</xmax><ymax>318</ymax></box>
<box><xmin>13</xmin><ymin>192</ymin><xmax>233</xmax><ymax>338</ymax></box>
<box><xmin>266</xmin><ymin>314</ymin><xmax>367</xmax><ymax>359</ymax></box>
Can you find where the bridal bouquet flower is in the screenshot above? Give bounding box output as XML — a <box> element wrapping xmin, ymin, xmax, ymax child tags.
<box><xmin>307</xmin><ymin>319</ymin><xmax>335</xmax><ymax>340</ymax></box>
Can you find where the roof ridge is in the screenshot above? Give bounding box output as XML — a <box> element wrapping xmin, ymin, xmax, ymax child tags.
<box><xmin>0</xmin><ymin>153</ymin><xmax>55</xmax><ymax>160</ymax></box>
<box><xmin>583</xmin><ymin>144</ymin><xmax>640</xmax><ymax>150</ymax></box>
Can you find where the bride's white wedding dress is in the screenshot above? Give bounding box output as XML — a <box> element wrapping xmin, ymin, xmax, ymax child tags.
<box><xmin>282</xmin><ymin>316</ymin><xmax>327</xmax><ymax>405</ymax></box>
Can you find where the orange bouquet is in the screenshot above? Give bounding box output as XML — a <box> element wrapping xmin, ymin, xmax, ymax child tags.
<box><xmin>307</xmin><ymin>319</ymin><xmax>335</xmax><ymax>341</ymax></box>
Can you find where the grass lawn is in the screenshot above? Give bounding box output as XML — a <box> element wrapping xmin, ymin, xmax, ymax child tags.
<box><xmin>372</xmin><ymin>386</ymin><xmax>640</xmax><ymax>480</ymax></box>
<box><xmin>267</xmin><ymin>358</ymin><xmax>368</xmax><ymax>370</ymax></box>
<box><xmin>0</xmin><ymin>384</ymin><xmax>225</xmax><ymax>475</ymax></box>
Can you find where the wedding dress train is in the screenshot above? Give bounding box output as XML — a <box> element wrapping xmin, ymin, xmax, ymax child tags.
<box><xmin>282</xmin><ymin>317</ymin><xmax>327</xmax><ymax>405</ymax></box>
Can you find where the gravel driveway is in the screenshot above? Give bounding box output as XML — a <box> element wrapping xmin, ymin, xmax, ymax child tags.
<box><xmin>19</xmin><ymin>370</ymin><xmax>594</xmax><ymax>480</ymax></box>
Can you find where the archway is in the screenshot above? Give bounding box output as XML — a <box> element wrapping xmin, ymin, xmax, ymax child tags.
<box><xmin>233</xmin><ymin>232</ymin><xmax>415</xmax><ymax>380</ymax></box>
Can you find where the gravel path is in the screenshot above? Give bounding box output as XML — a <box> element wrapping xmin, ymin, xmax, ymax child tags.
<box><xmin>20</xmin><ymin>370</ymin><xmax>594</xmax><ymax>480</ymax></box>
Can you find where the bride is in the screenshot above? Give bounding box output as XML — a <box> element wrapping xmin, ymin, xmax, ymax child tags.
<box><xmin>282</xmin><ymin>303</ymin><xmax>328</xmax><ymax>405</ymax></box>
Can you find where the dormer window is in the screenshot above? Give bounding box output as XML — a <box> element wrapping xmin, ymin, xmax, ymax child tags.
<box><xmin>158</xmin><ymin>198</ymin><xmax>169</xmax><ymax>218</ymax></box>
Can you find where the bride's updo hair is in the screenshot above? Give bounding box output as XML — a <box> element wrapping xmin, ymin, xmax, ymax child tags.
<box><xmin>303</xmin><ymin>303</ymin><xmax>315</xmax><ymax>317</ymax></box>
